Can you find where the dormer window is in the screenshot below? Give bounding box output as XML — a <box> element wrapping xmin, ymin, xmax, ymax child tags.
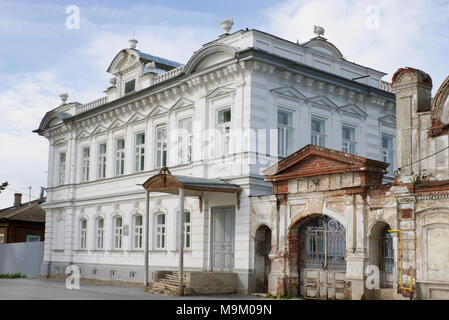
<box><xmin>124</xmin><ymin>79</ymin><xmax>135</xmax><ymax>95</ymax></box>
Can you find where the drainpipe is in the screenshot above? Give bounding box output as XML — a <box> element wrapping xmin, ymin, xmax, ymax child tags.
<box><xmin>389</xmin><ymin>230</ymin><xmax>413</xmax><ymax>299</ymax></box>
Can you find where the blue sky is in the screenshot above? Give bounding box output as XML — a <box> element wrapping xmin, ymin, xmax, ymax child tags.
<box><xmin>0</xmin><ymin>0</ymin><xmax>448</xmax><ymax>208</ymax></box>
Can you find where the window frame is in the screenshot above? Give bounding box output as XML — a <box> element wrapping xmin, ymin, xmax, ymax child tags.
<box><xmin>155</xmin><ymin>212</ymin><xmax>166</xmax><ymax>250</ymax></box>
<box><xmin>133</xmin><ymin>214</ymin><xmax>143</xmax><ymax>249</ymax></box>
<box><xmin>79</xmin><ymin>218</ymin><xmax>87</xmax><ymax>249</ymax></box>
<box><xmin>216</xmin><ymin>106</ymin><xmax>232</xmax><ymax>156</ymax></box>
<box><xmin>95</xmin><ymin>217</ymin><xmax>104</xmax><ymax>249</ymax></box>
<box><xmin>113</xmin><ymin>216</ymin><xmax>123</xmax><ymax>250</ymax></box>
<box><xmin>97</xmin><ymin>142</ymin><xmax>107</xmax><ymax>179</ymax></box>
<box><xmin>124</xmin><ymin>78</ymin><xmax>136</xmax><ymax>95</ymax></box>
<box><xmin>277</xmin><ymin>108</ymin><xmax>294</xmax><ymax>157</ymax></box>
<box><xmin>115</xmin><ymin>138</ymin><xmax>125</xmax><ymax>176</ymax></box>
<box><xmin>155</xmin><ymin>124</ymin><xmax>168</xmax><ymax>169</ymax></box>
<box><xmin>311</xmin><ymin>116</ymin><xmax>327</xmax><ymax>147</ymax></box>
<box><xmin>342</xmin><ymin>124</ymin><xmax>357</xmax><ymax>155</ymax></box>
<box><xmin>134</xmin><ymin>132</ymin><xmax>145</xmax><ymax>172</ymax></box>
<box><xmin>81</xmin><ymin>146</ymin><xmax>90</xmax><ymax>182</ymax></box>
<box><xmin>381</xmin><ymin>133</ymin><xmax>395</xmax><ymax>176</ymax></box>
<box><xmin>178</xmin><ymin>117</ymin><xmax>193</xmax><ymax>164</ymax></box>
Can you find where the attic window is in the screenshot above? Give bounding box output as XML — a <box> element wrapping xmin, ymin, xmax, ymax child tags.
<box><xmin>124</xmin><ymin>79</ymin><xmax>136</xmax><ymax>95</ymax></box>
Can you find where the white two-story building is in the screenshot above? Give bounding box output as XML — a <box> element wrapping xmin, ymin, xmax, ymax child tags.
<box><xmin>34</xmin><ymin>22</ymin><xmax>396</xmax><ymax>294</ymax></box>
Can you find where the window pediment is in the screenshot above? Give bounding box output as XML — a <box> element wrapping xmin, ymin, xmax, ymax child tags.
<box><xmin>108</xmin><ymin>119</ymin><xmax>126</xmax><ymax>130</ymax></box>
<box><xmin>206</xmin><ymin>86</ymin><xmax>236</xmax><ymax>100</ymax></box>
<box><xmin>75</xmin><ymin>130</ymin><xmax>90</xmax><ymax>140</ymax></box>
<box><xmin>148</xmin><ymin>105</ymin><xmax>169</xmax><ymax>118</ymax></box>
<box><xmin>378</xmin><ymin>115</ymin><xmax>396</xmax><ymax>128</ymax></box>
<box><xmin>170</xmin><ymin>97</ymin><xmax>194</xmax><ymax>112</ymax></box>
<box><xmin>308</xmin><ymin>95</ymin><xmax>339</xmax><ymax>111</ymax></box>
<box><xmin>91</xmin><ymin>124</ymin><xmax>108</xmax><ymax>135</ymax></box>
<box><xmin>340</xmin><ymin>104</ymin><xmax>367</xmax><ymax>118</ymax></box>
<box><xmin>271</xmin><ymin>86</ymin><xmax>307</xmax><ymax>102</ymax></box>
<box><xmin>126</xmin><ymin>112</ymin><xmax>146</xmax><ymax>124</ymax></box>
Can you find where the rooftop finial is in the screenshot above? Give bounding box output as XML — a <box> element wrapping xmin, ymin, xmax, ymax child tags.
<box><xmin>59</xmin><ymin>92</ymin><xmax>68</xmax><ymax>105</ymax></box>
<box><xmin>129</xmin><ymin>37</ymin><xmax>138</xmax><ymax>49</ymax></box>
<box><xmin>313</xmin><ymin>25</ymin><xmax>325</xmax><ymax>37</ymax></box>
<box><xmin>220</xmin><ymin>18</ymin><xmax>233</xmax><ymax>34</ymax></box>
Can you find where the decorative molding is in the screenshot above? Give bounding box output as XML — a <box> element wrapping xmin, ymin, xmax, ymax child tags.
<box><xmin>308</xmin><ymin>95</ymin><xmax>339</xmax><ymax>111</ymax></box>
<box><xmin>270</xmin><ymin>86</ymin><xmax>307</xmax><ymax>102</ymax></box>
<box><xmin>205</xmin><ymin>86</ymin><xmax>236</xmax><ymax>100</ymax></box>
<box><xmin>340</xmin><ymin>104</ymin><xmax>367</xmax><ymax>118</ymax></box>
<box><xmin>170</xmin><ymin>97</ymin><xmax>195</xmax><ymax>112</ymax></box>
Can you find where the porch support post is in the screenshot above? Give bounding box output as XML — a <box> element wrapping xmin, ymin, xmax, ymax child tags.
<box><xmin>144</xmin><ymin>190</ymin><xmax>150</xmax><ymax>287</ymax></box>
<box><xmin>178</xmin><ymin>188</ymin><xmax>185</xmax><ymax>296</ymax></box>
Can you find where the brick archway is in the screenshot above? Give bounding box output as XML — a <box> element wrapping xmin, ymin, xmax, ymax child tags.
<box><xmin>286</xmin><ymin>213</ymin><xmax>320</xmax><ymax>296</ymax></box>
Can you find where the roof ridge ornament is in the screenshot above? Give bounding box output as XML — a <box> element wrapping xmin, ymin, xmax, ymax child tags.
<box><xmin>313</xmin><ymin>25</ymin><xmax>325</xmax><ymax>37</ymax></box>
<box><xmin>220</xmin><ymin>18</ymin><xmax>233</xmax><ymax>35</ymax></box>
<box><xmin>129</xmin><ymin>38</ymin><xmax>138</xmax><ymax>49</ymax></box>
<box><xmin>59</xmin><ymin>92</ymin><xmax>68</xmax><ymax>105</ymax></box>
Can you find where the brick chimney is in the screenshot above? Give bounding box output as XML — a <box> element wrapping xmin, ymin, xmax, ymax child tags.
<box><xmin>14</xmin><ymin>193</ymin><xmax>22</xmax><ymax>206</ymax></box>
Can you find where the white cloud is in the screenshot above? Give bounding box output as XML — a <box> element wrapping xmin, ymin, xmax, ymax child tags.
<box><xmin>263</xmin><ymin>0</ymin><xmax>449</xmax><ymax>90</ymax></box>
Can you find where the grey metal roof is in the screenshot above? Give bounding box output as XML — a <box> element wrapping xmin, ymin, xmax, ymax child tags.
<box><xmin>173</xmin><ymin>175</ymin><xmax>241</xmax><ymax>191</ymax></box>
<box><xmin>132</xmin><ymin>49</ymin><xmax>183</xmax><ymax>68</ymax></box>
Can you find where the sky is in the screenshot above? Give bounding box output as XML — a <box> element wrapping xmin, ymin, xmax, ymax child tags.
<box><xmin>0</xmin><ymin>0</ymin><xmax>448</xmax><ymax>208</ymax></box>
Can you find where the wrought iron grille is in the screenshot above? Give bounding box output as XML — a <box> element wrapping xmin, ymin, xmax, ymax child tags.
<box><xmin>380</xmin><ymin>231</ymin><xmax>394</xmax><ymax>272</ymax></box>
<box><xmin>303</xmin><ymin>216</ymin><xmax>346</xmax><ymax>270</ymax></box>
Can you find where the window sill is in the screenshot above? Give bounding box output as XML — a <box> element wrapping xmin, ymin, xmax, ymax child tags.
<box><xmin>128</xmin><ymin>249</ymin><xmax>144</xmax><ymax>252</ymax></box>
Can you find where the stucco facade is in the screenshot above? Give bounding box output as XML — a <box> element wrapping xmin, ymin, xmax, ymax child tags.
<box><xmin>34</xmin><ymin>25</ymin><xmax>395</xmax><ymax>294</ymax></box>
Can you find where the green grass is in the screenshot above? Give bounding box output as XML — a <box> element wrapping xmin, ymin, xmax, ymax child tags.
<box><xmin>0</xmin><ymin>273</ymin><xmax>27</xmax><ymax>279</ymax></box>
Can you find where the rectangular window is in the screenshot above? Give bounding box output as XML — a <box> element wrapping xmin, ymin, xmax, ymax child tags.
<box><xmin>26</xmin><ymin>235</ymin><xmax>40</xmax><ymax>242</ymax></box>
<box><xmin>81</xmin><ymin>147</ymin><xmax>90</xmax><ymax>182</ymax></box>
<box><xmin>216</xmin><ymin>108</ymin><xmax>232</xmax><ymax>155</ymax></box>
<box><xmin>80</xmin><ymin>219</ymin><xmax>87</xmax><ymax>249</ymax></box>
<box><xmin>382</xmin><ymin>134</ymin><xmax>395</xmax><ymax>176</ymax></box>
<box><xmin>311</xmin><ymin>118</ymin><xmax>326</xmax><ymax>147</ymax></box>
<box><xmin>96</xmin><ymin>218</ymin><xmax>104</xmax><ymax>249</ymax></box>
<box><xmin>156</xmin><ymin>125</ymin><xmax>167</xmax><ymax>168</ymax></box>
<box><xmin>115</xmin><ymin>139</ymin><xmax>125</xmax><ymax>176</ymax></box>
<box><xmin>342</xmin><ymin>125</ymin><xmax>357</xmax><ymax>155</ymax></box>
<box><xmin>135</xmin><ymin>133</ymin><xmax>145</xmax><ymax>172</ymax></box>
<box><xmin>179</xmin><ymin>118</ymin><xmax>192</xmax><ymax>164</ymax></box>
<box><xmin>58</xmin><ymin>152</ymin><xmax>66</xmax><ymax>185</ymax></box>
<box><xmin>278</xmin><ymin>110</ymin><xmax>293</xmax><ymax>157</ymax></box>
<box><xmin>156</xmin><ymin>213</ymin><xmax>166</xmax><ymax>249</ymax></box>
<box><xmin>114</xmin><ymin>217</ymin><xmax>123</xmax><ymax>249</ymax></box>
<box><xmin>183</xmin><ymin>211</ymin><xmax>191</xmax><ymax>249</ymax></box>
<box><xmin>134</xmin><ymin>215</ymin><xmax>143</xmax><ymax>249</ymax></box>
<box><xmin>98</xmin><ymin>143</ymin><xmax>106</xmax><ymax>179</ymax></box>
<box><xmin>124</xmin><ymin>79</ymin><xmax>136</xmax><ymax>95</ymax></box>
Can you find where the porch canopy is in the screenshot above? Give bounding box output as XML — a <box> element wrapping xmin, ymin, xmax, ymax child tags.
<box><xmin>141</xmin><ymin>168</ymin><xmax>241</xmax><ymax>296</ymax></box>
<box><xmin>142</xmin><ymin>168</ymin><xmax>242</xmax><ymax>197</ymax></box>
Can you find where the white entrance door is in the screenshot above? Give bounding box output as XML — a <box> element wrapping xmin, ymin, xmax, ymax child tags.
<box><xmin>211</xmin><ymin>207</ymin><xmax>235</xmax><ymax>271</ymax></box>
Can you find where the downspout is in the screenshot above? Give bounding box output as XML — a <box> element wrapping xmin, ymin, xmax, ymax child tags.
<box><xmin>389</xmin><ymin>230</ymin><xmax>414</xmax><ymax>299</ymax></box>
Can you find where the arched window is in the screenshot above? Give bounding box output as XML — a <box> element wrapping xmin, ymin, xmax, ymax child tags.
<box><xmin>155</xmin><ymin>213</ymin><xmax>166</xmax><ymax>249</ymax></box>
<box><xmin>183</xmin><ymin>211</ymin><xmax>191</xmax><ymax>249</ymax></box>
<box><xmin>95</xmin><ymin>217</ymin><xmax>104</xmax><ymax>249</ymax></box>
<box><xmin>113</xmin><ymin>216</ymin><xmax>123</xmax><ymax>249</ymax></box>
<box><xmin>80</xmin><ymin>218</ymin><xmax>87</xmax><ymax>249</ymax></box>
<box><xmin>134</xmin><ymin>214</ymin><xmax>143</xmax><ymax>249</ymax></box>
